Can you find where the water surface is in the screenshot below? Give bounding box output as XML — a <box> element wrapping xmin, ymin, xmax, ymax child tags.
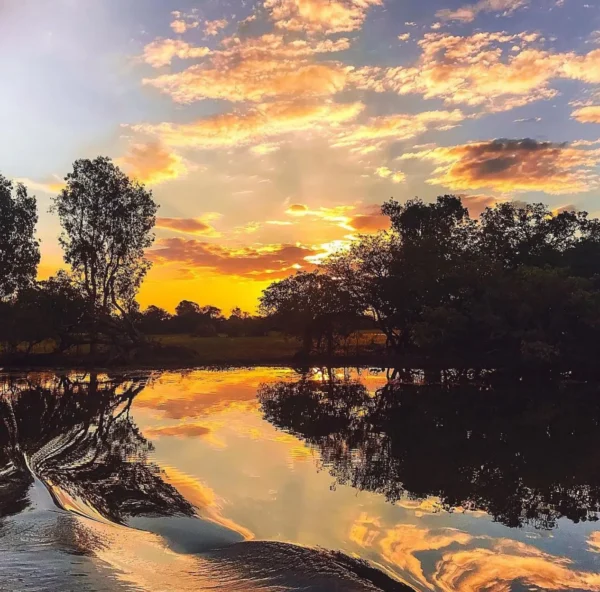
<box><xmin>1</xmin><ymin>368</ymin><xmax>600</xmax><ymax>591</ymax></box>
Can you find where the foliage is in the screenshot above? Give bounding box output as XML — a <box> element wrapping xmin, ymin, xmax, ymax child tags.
<box><xmin>319</xmin><ymin>197</ymin><xmax>600</xmax><ymax>366</ymax></box>
<box><xmin>259</xmin><ymin>372</ymin><xmax>600</xmax><ymax>529</ymax></box>
<box><xmin>259</xmin><ymin>271</ymin><xmax>364</xmax><ymax>355</ymax></box>
<box><xmin>53</xmin><ymin>157</ymin><xmax>158</xmax><ymax>318</ymax></box>
<box><xmin>0</xmin><ymin>175</ymin><xmax>40</xmax><ymax>300</ymax></box>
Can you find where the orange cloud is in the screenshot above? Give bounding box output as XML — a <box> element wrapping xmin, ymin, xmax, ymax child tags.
<box><xmin>145</xmin><ymin>61</ymin><xmax>348</xmax><ymax>103</ymax></box>
<box><xmin>143</xmin><ymin>33</ymin><xmax>352</xmax><ymax>103</ymax></box>
<box><xmin>136</xmin><ymin>368</ymin><xmax>295</xmax><ymax>420</ymax></box>
<box><xmin>118</xmin><ymin>141</ymin><xmax>187</xmax><ymax>185</ymax></box>
<box><xmin>460</xmin><ymin>194</ymin><xmax>501</xmax><ymax>217</ymax></box>
<box><xmin>433</xmin><ymin>539</ymin><xmax>600</xmax><ymax>592</ymax></box>
<box><xmin>170</xmin><ymin>10</ymin><xmax>200</xmax><ymax>34</ymax></box>
<box><xmin>15</xmin><ymin>176</ymin><xmax>65</xmax><ymax>195</ymax></box>
<box><xmin>144</xmin><ymin>423</ymin><xmax>212</xmax><ymax>438</ymax></box>
<box><xmin>161</xmin><ymin>465</ymin><xmax>253</xmax><ymax>539</ymax></box>
<box><xmin>204</xmin><ymin>18</ymin><xmax>228</xmax><ymax>36</ymax></box>
<box><xmin>375</xmin><ymin>167</ymin><xmax>406</xmax><ymax>183</ymax></box>
<box><xmin>265</xmin><ymin>0</ymin><xmax>382</xmax><ymax>34</ymax></box>
<box><xmin>379</xmin><ymin>524</ymin><xmax>473</xmax><ymax>588</ymax></box>
<box><xmin>573</xmin><ymin>106</ymin><xmax>600</xmax><ymax>123</ymax></box>
<box><xmin>148</xmin><ymin>239</ymin><xmax>318</xmax><ymax>280</ymax></box>
<box><xmin>437</xmin><ymin>0</ymin><xmax>527</xmax><ymax>22</ymax></box>
<box><xmin>352</xmin><ymin>32</ymin><xmax>600</xmax><ymax>113</ymax></box>
<box><xmin>335</xmin><ymin>109</ymin><xmax>465</xmax><ymax>150</ymax></box>
<box><xmin>143</xmin><ymin>39</ymin><xmax>211</xmax><ymax>68</ymax></box>
<box><xmin>589</xmin><ymin>532</ymin><xmax>600</xmax><ymax>553</ymax></box>
<box><xmin>347</xmin><ymin>206</ymin><xmax>390</xmax><ymax>232</ymax></box>
<box><xmin>401</xmin><ymin>138</ymin><xmax>600</xmax><ymax>194</ymax></box>
<box><xmin>156</xmin><ymin>216</ymin><xmax>221</xmax><ymax>237</ymax></box>
<box><xmin>285</xmin><ymin>203</ymin><xmax>356</xmax><ymax>230</ymax></box>
<box><xmin>131</xmin><ymin>101</ymin><xmax>364</xmax><ymax>150</ymax></box>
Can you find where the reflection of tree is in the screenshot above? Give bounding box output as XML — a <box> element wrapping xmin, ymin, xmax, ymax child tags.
<box><xmin>0</xmin><ymin>374</ymin><xmax>194</xmax><ymax>522</ymax></box>
<box><xmin>259</xmin><ymin>373</ymin><xmax>600</xmax><ymax>529</ymax></box>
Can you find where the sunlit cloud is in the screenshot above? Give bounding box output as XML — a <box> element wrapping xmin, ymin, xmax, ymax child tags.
<box><xmin>264</xmin><ymin>0</ymin><xmax>382</xmax><ymax>34</ymax></box>
<box><xmin>589</xmin><ymin>532</ymin><xmax>600</xmax><ymax>553</ymax></box>
<box><xmin>460</xmin><ymin>194</ymin><xmax>503</xmax><ymax>217</ymax></box>
<box><xmin>14</xmin><ymin>176</ymin><xmax>65</xmax><ymax>195</ymax></box>
<box><xmin>145</xmin><ymin>61</ymin><xmax>348</xmax><ymax>104</ymax></box>
<box><xmin>204</xmin><ymin>18</ymin><xmax>228</xmax><ymax>36</ymax></box>
<box><xmin>144</xmin><ymin>423</ymin><xmax>212</xmax><ymax>438</ymax></box>
<box><xmin>170</xmin><ymin>10</ymin><xmax>200</xmax><ymax>34</ymax></box>
<box><xmin>436</xmin><ymin>0</ymin><xmax>527</xmax><ymax>22</ymax></box>
<box><xmin>400</xmin><ymin>138</ymin><xmax>600</xmax><ymax>194</ymax></box>
<box><xmin>375</xmin><ymin>166</ymin><xmax>406</xmax><ymax>183</ymax></box>
<box><xmin>143</xmin><ymin>39</ymin><xmax>211</xmax><ymax>68</ymax></box>
<box><xmin>572</xmin><ymin>105</ymin><xmax>600</xmax><ymax>123</ymax></box>
<box><xmin>156</xmin><ymin>214</ymin><xmax>222</xmax><ymax>237</ymax></box>
<box><xmin>285</xmin><ymin>203</ymin><xmax>357</xmax><ymax>230</ymax></box>
<box><xmin>347</xmin><ymin>207</ymin><xmax>390</xmax><ymax>232</ymax></box>
<box><xmin>149</xmin><ymin>239</ymin><xmax>318</xmax><ymax>280</ymax></box>
<box><xmin>352</xmin><ymin>31</ymin><xmax>600</xmax><ymax>113</ymax></box>
<box><xmin>143</xmin><ymin>33</ymin><xmax>352</xmax><ymax>103</ymax></box>
<box><xmin>432</xmin><ymin>539</ymin><xmax>600</xmax><ymax>592</ymax></box>
<box><xmin>118</xmin><ymin>141</ymin><xmax>188</xmax><ymax>185</ymax></box>
<box><xmin>379</xmin><ymin>524</ymin><xmax>473</xmax><ymax>588</ymax></box>
<box><xmin>334</xmin><ymin>109</ymin><xmax>465</xmax><ymax>150</ymax></box>
<box><xmin>161</xmin><ymin>465</ymin><xmax>253</xmax><ymax>539</ymax></box>
<box><xmin>131</xmin><ymin>101</ymin><xmax>365</xmax><ymax>151</ymax></box>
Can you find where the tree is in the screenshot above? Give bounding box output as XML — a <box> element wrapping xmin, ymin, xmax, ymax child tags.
<box><xmin>175</xmin><ymin>300</ymin><xmax>201</xmax><ymax>318</ymax></box>
<box><xmin>260</xmin><ymin>271</ymin><xmax>363</xmax><ymax>355</ymax></box>
<box><xmin>138</xmin><ymin>305</ymin><xmax>172</xmax><ymax>334</ymax></box>
<box><xmin>52</xmin><ymin>157</ymin><xmax>158</xmax><ymax>350</ymax></box>
<box><xmin>0</xmin><ymin>175</ymin><xmax>40</xmax><ymax>300</ymax></box>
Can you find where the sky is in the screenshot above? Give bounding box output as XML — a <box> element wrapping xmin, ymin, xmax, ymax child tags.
<box><xmin>1</xmin><ymin>0</ymin><xmax>600</xmax><ymax>313</ymax></box>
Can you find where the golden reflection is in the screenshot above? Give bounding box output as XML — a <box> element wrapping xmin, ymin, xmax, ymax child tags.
<box><xmin>590</xmin><ymin>532</ymin><xmax>600</xmax><ymax>553</ymax></box>
<box><xmin>349</xmin><ymin>513</ymin><xmax>382</xmax><ymax>549</ymax></box>
<box><xmin>433</xmin><ymin>540</ymin><xmax>600</xmax><ymax>592</ymax></box>
<box><xmin>161</xmin><ymin>465</ymin><xmax>254</xmax><ymax>540</ymax></box>
<box><xmin>379</xmin><ymin>524</ymin><xmax>473</xmax><ymax>589</ymax></box>
<box><xmin>135</xmin><ymin>368</ymin><xmax>297</xmax><ymax>420</ymax></box>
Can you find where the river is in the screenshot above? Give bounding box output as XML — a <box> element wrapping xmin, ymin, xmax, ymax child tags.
<box><xmin>1</xmin><ymin>368</ymin><xmax>599</xmax><ymax>591</ymax></box>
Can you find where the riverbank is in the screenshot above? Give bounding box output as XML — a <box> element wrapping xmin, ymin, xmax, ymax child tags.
<box><xmin>2</xmin><ymin>334</ymin><xmax>600</xmax><ymax>378</ymax></box>
<box><xmin>0</xmin><ymin>333</ymin><xmax>389</xmax><ymax>370</ymax></box>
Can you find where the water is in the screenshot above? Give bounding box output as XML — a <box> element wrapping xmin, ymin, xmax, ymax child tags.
<box><xmin>1</xmin><ymin>368</ymin><xmax>599</xmax><ymax>591</ymax></box>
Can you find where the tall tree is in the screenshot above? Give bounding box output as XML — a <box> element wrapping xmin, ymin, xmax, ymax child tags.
<box><xmin>53</xmin><ymin>157</ymin><xmax>158</xmax><ymax>328</ymax></box>
<box><xmin>0</xmin><ymin>175</ymin><xmax>40</xmax><ymax>300</ymax></box>
<box><xmin>260</xmin><ymin>271</ymin><xmax>362</xmax><ymax>355</ymax></box>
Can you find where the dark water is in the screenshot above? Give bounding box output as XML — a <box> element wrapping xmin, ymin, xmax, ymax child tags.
<box><xmin>1</xmin><ymin>369</ymin><xmax>600</xmax><ymax>591</ymax></box>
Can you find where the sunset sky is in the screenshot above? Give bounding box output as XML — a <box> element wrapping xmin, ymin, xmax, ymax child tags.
<box><xmin>1</xmin><ymin>0</ymin><xmax>600</xmax><ymax>313</ymax></box>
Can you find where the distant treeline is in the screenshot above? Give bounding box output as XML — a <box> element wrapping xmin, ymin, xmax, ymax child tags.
<box><xmin>2</xmin><ymin>157</ymin><xmax>600</xmax><ymax>366</ymax></box>
<box><xmin>135</xmin><ymin>302</ymin><xmax>269</xmax><ymax>337</ymax></box>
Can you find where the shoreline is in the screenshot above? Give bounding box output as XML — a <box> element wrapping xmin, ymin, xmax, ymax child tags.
<box><xmin>1</xmin><ymin>351</ymin><xmax>598</xmax><ymax>379</ymax></box>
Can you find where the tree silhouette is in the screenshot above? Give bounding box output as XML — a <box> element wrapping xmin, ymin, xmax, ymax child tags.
<box><xmin>0</xmin><ymin>175</ymin><xmax>40</xmax><ymax>301</ymax></box>
<box><xmin>0</xmin><ymin>374</ymin><xmax>193</xmax><ymax>522</ymax></box>
<box><xmin>259</xmin><ymin>372</ymin><xmax>600</xmax><ymax>529</ymax></box>
<box><xmin>53</xmin><ymin>157</ymin><xmax>158</xmax><ymax>353</ymax></box>
<box><xmin>260</xmin><ymin>271</ymin><xmax>363</xmax><ymax>355</ymax></box>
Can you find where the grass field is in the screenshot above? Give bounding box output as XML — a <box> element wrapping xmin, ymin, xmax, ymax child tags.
<box><xmin>153</xmin><ymin>331</ymin><xmax>387</xmax><ymax>365</ymax></box>
<box><xmin>0</xmin><ymin>332</ymin><xmax>387</xmax><ymax>368</ymax></box>
<box><xmin>154</xmin><ymin>334</ymin><xmax>303</xmax><ymax>364</ymax></box>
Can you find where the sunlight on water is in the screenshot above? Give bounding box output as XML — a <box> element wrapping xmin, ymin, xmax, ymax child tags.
<box><xmin>1</xmin><ymin>368</ymin><xmax>600</xmax><ymax>591</ymax></box>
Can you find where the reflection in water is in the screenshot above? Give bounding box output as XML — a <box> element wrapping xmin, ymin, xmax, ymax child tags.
<box><xmin>259</xmin><ymin>371</ymin><xmax>600</xmax><ymax>529</ymax></box>
<box><xmin>0</xmin><ymin>372</ymin><xmax>413</xmax><ymax>592</ymax></box>
<box><xmin>0</xmin><ymin>373</ymin><xmax>194</xmax><ymax>522</ymax></box>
